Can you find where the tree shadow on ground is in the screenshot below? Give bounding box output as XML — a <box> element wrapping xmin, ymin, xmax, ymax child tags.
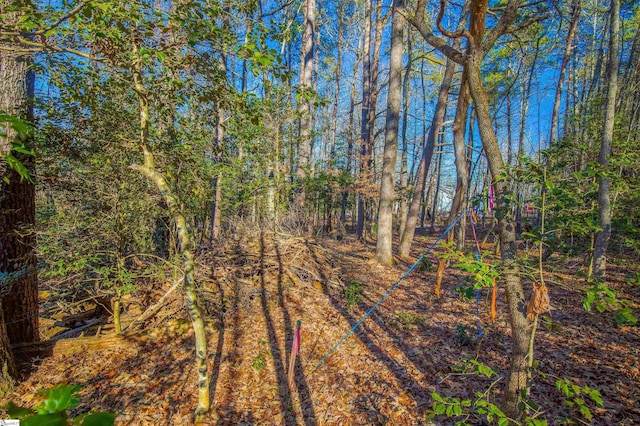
<box><xmin>258</xmin><ymin>232</ymin><xmax>297</xmax><ymax>426</ymax></box>
<box><xmin>305</xmin><ymin>240</ymin><xmax>429</xmax><ymax>415</ymax></box>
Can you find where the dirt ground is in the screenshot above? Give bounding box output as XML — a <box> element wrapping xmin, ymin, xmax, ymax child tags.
<box><xmin>4</xmin><ymin>228</ymin><xmax>640</xmax><ymax>425</ymax></box>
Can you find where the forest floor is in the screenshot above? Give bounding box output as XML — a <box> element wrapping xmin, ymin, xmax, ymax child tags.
<box><xmin>3</xmin><ymin>226</ymin><xmax>640</xmax><ymax>425</ymax></box>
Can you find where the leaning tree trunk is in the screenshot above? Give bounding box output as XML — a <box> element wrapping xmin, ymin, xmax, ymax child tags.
<box><xmin>397</xmin><ymin>6</ymin><xmax>466</xmax><ymax>257</ymax></box>
<box><xmin>130</xmin><ymin>44</ymin><xmax>209</xmax><ymax>415</ymax></box>
<box><xmin>593</xmin><ymin>0</ymin><xmax>620</xmax><ymax>278</ymax></box>
<box><xmin>0</xmin><ymin>1</ymin><xmax>39</xmax><ymax>396</ymax></box>
<box><xmin>373</xmin><ymin>0</ymin><xmax>404</xmax><ymax>265</ymax></box>
<box><xmin>467</xmin><ymin>50</ymin><xmax>529</xmax><ymax>420</ymax></box>
<box><xmin>397</xmin><ymin>53</ymin><xmax>456</xmax><ymax>257</ymax></box>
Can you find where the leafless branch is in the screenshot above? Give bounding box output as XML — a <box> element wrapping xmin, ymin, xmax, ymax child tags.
<box><xmin>36</xmin><ymin>0</ymin><xmax>92</xmax><ymax>35</ymax></box>
<box><xmin>402</xmin><ymin>0</ymin><xmax>465</xmax><ymax>64</ymax></box>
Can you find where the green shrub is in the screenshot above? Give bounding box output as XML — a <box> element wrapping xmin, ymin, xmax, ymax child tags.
<box><xmin>5</xmin><ymin>384</ymin><xmax>116</xmax><ymax>426</ymax></box>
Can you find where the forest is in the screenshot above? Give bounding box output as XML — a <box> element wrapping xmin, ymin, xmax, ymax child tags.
<box><xmin>1</xmin><ymin>0</ymin><xmax>639</xmax><ymax>424</ymax></box>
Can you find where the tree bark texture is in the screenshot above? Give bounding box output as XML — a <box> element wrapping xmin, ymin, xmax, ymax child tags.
<box><xmin>356</xmin><ymin>0</ymin><xmax>372</xmax><ymax>241</ymax></box>
<box><xmin>467</xmin><ymin>50</ymin><xmax>529</xmax><ymax>420</ymax></box>
<box><xmin>410</xmin><ymin>0</ymin><xmax>530</xmax><ymax>417</ymax></box>
<box><xmin>295</xmin><ymin>0</ymin><xmax>316</xmax><ymax>209</ymax></box>
<box><xmin>397</xmin><ymin>34</ymin><xmax>413</xmax><ymax>240</ymax></box>
<box><xmin>132</xmin><ymin>147</ymin><xmax>210</xmax><ymax>415</ymax></box>
<box><xmin>131</xmin><ymin>45</ymin><xmax>209</xmax><ymax>414</ymax></box>
<box><xmin>593</xmin><ymin>0</ymin><xmax>619</xmax><ymax>278</ymax></box>
<box><xmin>447</xmin><ymin>74</ymin><xmax>470</xmax><ymax>246</ymax></box>
<box><xmin>0</xmin><ymin>2</ymin><xmax>39</xmax><ymax>397</ymax></box>
<box><xmin>374</xmin><ymin>0</ymin><xmax>404</xmax><ymax>265</ymax></box>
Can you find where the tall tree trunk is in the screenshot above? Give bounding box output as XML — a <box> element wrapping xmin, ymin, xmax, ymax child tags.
<box><xmin>210</xmin><ymin>107</ymin><xmax>224</xmax><ymax>243</ymax></box>
<box><xmin>341</xmin><ymin>45</ymin><xmax>362</xmax><ymax>225</ymax></box>
<box><xmin>467</xmin><ymin>49</ymin><xmax>529</xmax><ymax>421</ymax></box>
<box><xmin>0</xmin><ymin>1</ymin><xmax>39</xmax><ymax>396</ymax></box>
<box><xmin>356</xmin><ymin>0</ymin><xmax>372</xmax><ymax>241</ymax></box>
<box><xmin>398</xmin><ymin>34</ymin><xmax>413</xmax><ymax>239</ymax></box>
<box><xmin>593</xmin><ymin>0</ymin><xmax>620</xmax><ymax>278</ymax></box>
<box><xmin>549</xmin><ymin>0</ymin><xmax>581</xmax><ymax>146</ymax></box>
<box><xmin>329</xmin><ymin>0</ymin><xmax>345</xmax><ymax>165</ymax></box>
<box><xmin>295</xmin><ymin>0</ymin><xmax>316</xmax><ymax>209</ymax></box>
<box><xmin>374</xmin><ymin>0</ymin><xmax>404</xmax><ymax>265</ymax></box>
<box><xmin>518</xmin><ymin>37</ymin><xmax>540</xmax><ymax>160</ymax></box>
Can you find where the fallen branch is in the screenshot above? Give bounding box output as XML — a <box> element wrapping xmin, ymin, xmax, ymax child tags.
<box><xmin>51</xmin><ymin>318</ymin><xmax>103</xmax><ymax>340</ymax></box>
<box><xmin>124</xmin><ymin>277</ymin><xmax>183</xmax><ymax>332</ymax></box>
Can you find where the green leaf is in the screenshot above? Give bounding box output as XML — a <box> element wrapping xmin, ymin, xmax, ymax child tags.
<box><xmin>2</xmin><ymin>153</ymin><xmax>33</xmax><ymax>182</ymax></box>
<box><xmin>5</xmin><ymin>401</ymin><xmax>36</xmax><ymax>419</ymax></box>
<box><xmin>11</xmin><ymin>144</ymin><xmax>35</xmax><ymax>156</ymax></box>
<box><xmin>23</xmin><ymin>413</ymin><xmax>67</xmax><ymax>426</ymax></box>
<box><xmin>434</xmin><ymin>403</ymin><xmax>446</xmax><ymax>415</ymax></box>
<box><xmin>432</xmin><ymin>392</ymin><xmax>444</xmax><ymax>402</ymax></box>
<box><xmin>579</xmin><ymin>404</ymin><xmax>592</xmax><ymax>420</ymax></box>
<box><xmin>498</xmin><ymin>417</ymin><xmax>509</xmax><ymax>426</ymax></box>
<box><xmin>77</xmin><ymin>412</ymin><xmax>117</xmax><ymax>425</ymax></box>
<box><xmin>489</xmin><ymin>403</ymin><xmax>506</xmax><ymax>418</ymax></box>
<box><xmin>530</xmin><ymin>419</ymin><xmax>548</xmax><ymax>426</ymax></box>
<box><xmin>38</xmin><ymin>384</ymin><xmax>81</xmax><ymax>414</ymax></box>
<box><xmin>453</xmin><ymin>404</ymin><xmax>462</xmax><ymax>416</ymax></box>
<box><xmin>588</xmin><ymin>389</ymin><xmax>604</xmax><ymax>406</ymax></box>
<box><xmin>446</xmin><ymin>404</ymin><xmax>453</xmax><ymax>416</ymax></box>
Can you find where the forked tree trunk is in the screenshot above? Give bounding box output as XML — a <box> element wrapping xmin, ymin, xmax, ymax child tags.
<box><xmin>374</xmin><ymin>0</ymin><xmax>404</xmax><ymax>265</ymax></box>
<box><xmin>131</xmin><ymin>148</ymin><xmax>210</xmax><ymax>415</ymax></box>
<box><xmin>410</xmin><ymin>0</ymin><xmax>531</xmax><ymax>417</ymax></box>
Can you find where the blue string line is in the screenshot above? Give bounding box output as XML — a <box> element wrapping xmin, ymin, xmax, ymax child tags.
<box><xmin>311</xmin><ymin>208</ymin><xmax>470</xmax><ymax>372</ymax></box>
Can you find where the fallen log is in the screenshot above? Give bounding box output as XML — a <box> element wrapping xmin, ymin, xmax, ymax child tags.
<box><xmin>12</xmin><ymin>318</ymin><xmax>192</xmax><ymax>359</ymax></box>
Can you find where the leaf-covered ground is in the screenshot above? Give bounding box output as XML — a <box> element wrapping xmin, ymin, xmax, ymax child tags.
<box><xmin>4</xmin><ymin>229</ymin><xmax>640</xmax><ymax>425</ymax></box>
